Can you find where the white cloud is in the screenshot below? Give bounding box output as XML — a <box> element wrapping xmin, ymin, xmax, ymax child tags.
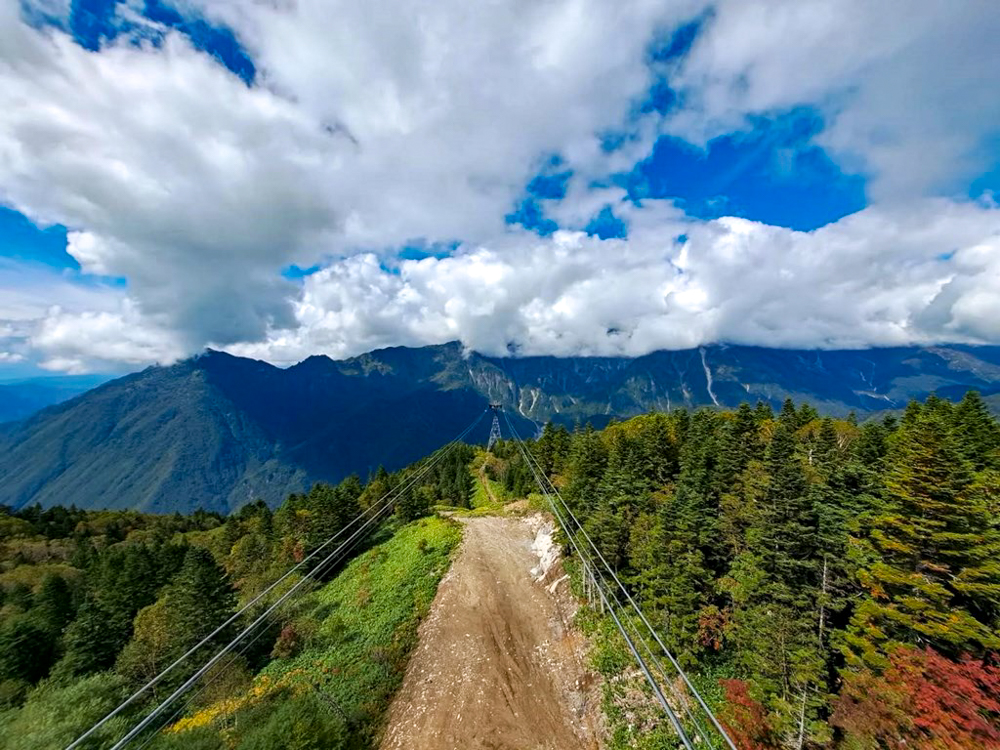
<box><xmin>1</xmin><ymin>0</ymin><xmax>691</xmax><ymax>355</ymax></box>
<box><xmin>2</xmin><ymin>1</ymin><xmax>1000</xmax><ymax>373</ymax></box>
<box><xmin>32</xmin><ymin>300</ymin><xmax>185</xmax><ymax>373</ymax></box>
<box><xmin>226</xmin><ymin>199</ymin><xmax>1000</xmax><ymax>363</ymax></box>
<box><xmin>667</xmin><ymin>0</ymin><xmax>1000</xmax><ymax>199</ymax></box>
<box><xmin>0</xmin><ymin>260</ymin><xmax>181</xmax><ymax>372</ymax></box>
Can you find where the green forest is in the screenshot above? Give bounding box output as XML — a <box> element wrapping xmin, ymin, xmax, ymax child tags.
<box><xmin>496</xmin><ymin>391</ymin><xmax>999</xmax><ymax>749</ymax></box>
<box><xmin>1</xmin><ymin>393</ymin><xmax>999</xmax><ymax>749</ymax></box>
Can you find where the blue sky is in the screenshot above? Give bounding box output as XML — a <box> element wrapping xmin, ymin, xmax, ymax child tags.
<box><xmin>2</xmin><ymin>1</ymin><xmax>1000</xmax><ymax>373</ymax></box>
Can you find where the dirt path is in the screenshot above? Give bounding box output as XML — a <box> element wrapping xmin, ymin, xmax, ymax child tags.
<box><xmin>478</xmin><ymin>465</ymin><xmax>501</xmax><ymax>506</ymax></box>
<box><xmin>380</xmin><ymin>515</ymin><xmax>603</xmax><ymax>750</ymax></box>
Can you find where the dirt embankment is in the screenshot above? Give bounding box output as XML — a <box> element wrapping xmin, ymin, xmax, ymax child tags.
<box><xmin>380</xmin><ymin>515</ymin><xmax>603</xmax><ymax>750</ymax></box>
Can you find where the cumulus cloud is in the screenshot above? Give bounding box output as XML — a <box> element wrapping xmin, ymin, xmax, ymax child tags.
<box><xmin>0</xmin><ymin>260</ymin><xmax>180</xmax><ymax>372</ymax></box>
<box><xmin>225</xmin><ymin>199</ymin><xmax>1000</xmax><ymax>363</ymax></box>
<box><xmin>0</xmin><ymin>9</ymin><xmax>337</xmax><ymax>348</ymax></box>
<box><xmin>0</xmin><ymin>0</ymin><xmax>689</xmax><ymax>354</ymax></box>
<box><xmin>32</xmin><ymin>301</ymin><xmax>186</xmax><ymax>373</ymax></box>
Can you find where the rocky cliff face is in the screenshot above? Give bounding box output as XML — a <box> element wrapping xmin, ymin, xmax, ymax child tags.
<box><xmin>430</xmin><ymin>343</ymin><xmax>1000</xmax><ymax>422</ymax></box>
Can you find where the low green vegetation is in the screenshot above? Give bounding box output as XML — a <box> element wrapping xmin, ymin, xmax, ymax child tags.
<box><xmin>164</xmin><ymin>516</ymin><xmax>461</xmax><ymax>749</ymax></box>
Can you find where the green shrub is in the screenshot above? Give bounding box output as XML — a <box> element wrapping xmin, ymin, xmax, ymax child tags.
<box><xmin>0</xmin><ymin>672</ymin><xmax>134</xmax><ymax>750</ymax></box>
<box><xmin>238</xmin><ymin>693</ymin><xmax>349</xmax><ymax>750</ymax></box>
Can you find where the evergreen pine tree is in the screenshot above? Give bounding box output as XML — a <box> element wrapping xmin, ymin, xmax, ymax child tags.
<box><xmin>536</xmin><ymin>422</ymin><xmax>559</xmax><ymax>476</ymax></box>
<box><xmin>586</xmin><ymin>433</ymin><xmax>645</xmax><ymax>571</ymax></box>
<box><xmin>778</xmin><ymin>398</ymin><xmax>798</xmax><ymax>428</ymax></box>
<box><xmin>726</xmin><ymin>420</ymin><xmax>826</xmax><ymax>744</ymax></box>
<box><xmin>564</xmin><ymin>425</ymin><xmax>608</xmax><ymax>515</ymax></box>
<box><xmin>843</xmin><ymin>401</ymin><xmax>1000</xmax><ymax>668</ymax></box>
<box><xmin>56</xmin><ymin>597</ymin><xmax>127</xmax><ymax>677</ymax></box>
<box><xmin>951</xmin><ymin>390</ymin><xmax>1000</xmax><ymax>470</ymax></box>
<box><xmin>117</xmin><ymin>547</ymin><xmax>235</xmax><ymax>689</ymax></box>
<box><xmin>637</xmin><ymin>411</ymin><xmax>679</xmax><ymax>487</ymax></box>
<box><xmin>33</xmin><ymin>573</ymin><xmax>75</xmax><ymax>636</ymax></box>
<box><xmin>170</xmin><ymin>547</ymin><xmax>235</xmax><ymax>643</ymax></box>
<box><xmin>0</xmin><ymin>616</ymin><xmax>54</xmax><ymax>684</ymax></box>
<box><xmin>715</xmin><ymin>403</ymin><xmax>764</xmax><ymax>559</ymax></box>
<box><xmin>753</xmin><ymin>400</ymin><xmax>775</xmax><ymax>423</ymax></box>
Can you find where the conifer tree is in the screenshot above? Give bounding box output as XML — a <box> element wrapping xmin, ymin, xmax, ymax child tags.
<box><xmin>56</xmin><ymin>597</ymin><xmax>127</xmax><ymax>677</ymax></box>
<box><xmin>753</xmin><ymin>400</ymin><xmax>774</xmax><ymax>423</ymax></box>
<box><xmin>726</xmin><ymin>419</ymin><xmax>826</xmax><ymax>745</ymax></box>
<box><xmin>586</xmin><ymin>433</ymin><xmax>645</xmax><ymax>571</ymax></box>
<box><xmin>536</xmin><ymin>422</ymin><xmax>560</xmax><ymax>476</ymax></box>
<box><xmin>117</xmin><ymin>547</ymin><xmax>235</xmax><ymax>689</ymax></box>
<box><xmin>951</xmin><ymin>390</ymin><xmax>1000</xmax><ymax>470</ymax></box>
<box><xmin>843</xmin><ymin>401</ymin><xmax>1000</xmax><ymax>668</ymax></box>
<box><xmin>716</xmin><ymin>403</ymin><xmax>764</xmax><ymax>559</ymax></box>
<box><xmin>639</xmin><ymin>411</ymin><xmax>680</xmax><ymax>486</ymax></box>
<box><xmin>33</xmin><ymin>573</ymin><xmax>75</xmax><ymax>636</ymax></box>
<box><xmin>564</xmin><ymin>425</ymin><xmax>608</xmax><ymax>515</ymax></box>
<box><xmin>655</xmin><ymin>411</ymin><xmax>722</xmax><ymax>662</ymax></box>
<box><xmin>778</xmin><ymin>398</ymin><xmax>799</xmax><ymax>427</ymax></box>
<box><xmin>169</xmin><ymin>547</ymin><xmax>235</xmax><ymax>644</ymax></box>
<box><xmin>0</xmin><ymin>616</ymin><xmax>54</xmax><ymax>684</ymax></box>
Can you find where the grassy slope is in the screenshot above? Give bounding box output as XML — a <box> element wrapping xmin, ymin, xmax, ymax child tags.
<box><xmin>167</xmin><ymin>516</ymin><xmax>462</xmax><ymax>747</ymax></box>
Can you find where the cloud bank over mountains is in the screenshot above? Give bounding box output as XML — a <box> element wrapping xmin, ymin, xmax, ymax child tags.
<box><xmin>0</xmin><ymin>0</ymin><xmax>998</xmax><ymax>372</ymax></box>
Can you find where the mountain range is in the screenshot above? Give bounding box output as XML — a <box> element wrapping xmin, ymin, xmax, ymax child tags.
<box><xmin>2</xmin><ymin>342</ymin><xmax>999</xmax><ymax>514</ymax></box>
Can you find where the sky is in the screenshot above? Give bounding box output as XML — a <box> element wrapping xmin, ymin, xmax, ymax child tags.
<box><xmin>1</xmin><ymin>0</ymin><xmax>999</xmax><ymax>376</ymax></box>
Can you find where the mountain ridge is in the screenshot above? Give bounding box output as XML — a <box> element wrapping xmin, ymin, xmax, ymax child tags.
<box><xmin>3</xmin><ymin>341</ymin><xmax>1000</xmax><ymax>514</ymax></box>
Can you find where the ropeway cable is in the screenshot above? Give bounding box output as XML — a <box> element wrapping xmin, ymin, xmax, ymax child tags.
<box><xmin>507</xmin><ymin>411</ymin><xmax>737</xmax><ymax>750</ymax></box>
<box><xmin>504</xmin><ymin>411</ymin><xmax>738</xmax><ymax>750</ymax></box>
<box><xmin>504</xmin><ymin>414</ymin><xmax>718</xmax><ymax>750</ymax></box>
<box><xmin>69</xmin><ymin>410</ymin><xmax>485</xmax><ymax>750</ymax></box>
<box><xmin>131</xmin><ymin>481</ymin><xmax>406</xmax><ymax>750</ymax></box>
<box><xmin>500</xmin><ymin>411</ymin><xmax>695</xmax><ymax>749</ymax></box>
<box><xmin>105</xmin><ymin>410</ymin><xmax>485</xmax><ymax>750</ymax></box>
<box><xmin>132</xmin><ymin>485</ymin><xmax>397</xmax><ymax>750</ymax></box>
<box><xmin>504</xmin><ymin>410</ymin><xmax>738</xmax><ymax>750</ymax></box>
<box><xmin>131</xmin><ymin>475</ymin><xmax>409</xmax><ymax>750</ymax></box>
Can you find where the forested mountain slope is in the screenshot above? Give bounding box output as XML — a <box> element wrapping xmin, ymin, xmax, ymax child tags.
<box><xmin>513</xmin><ymin>391</ymin><xmax>1000</xmax><ymax>748</ymax></box>
<box><xmin>2</xmin><ymin>342</ymin><xmax>1000</xmax><ymax>513</ymax></box>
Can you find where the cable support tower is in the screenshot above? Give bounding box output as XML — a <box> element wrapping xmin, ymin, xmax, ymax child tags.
<box><xmin>487</xmin><ymin>402</ymin><xmax>503</xmax><ymax>450</ymax></box>
<box><xmin>69</xmin><ymin>410</ymin><xmax>487</xmax><ymax>750</ymax></box>
<box><xmin>501</xmin><ymin>410</ymin><xmax>738</xmax><ymax>750</ymax></box>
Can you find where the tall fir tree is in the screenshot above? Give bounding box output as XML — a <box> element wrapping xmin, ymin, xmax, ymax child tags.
<box><xmin>117</xmin><ymin>547</ymin><xmax>235</xmax><ymax>689</ymax></box>
<box><xmin>726</xmin><ymin>419</ymin><xmax>827</xmax><ymax>746</ymax></box>
<box><xmin>951</xmin><ymin>390</ymin><xmax>1000</xmax><ymax>470</ymax></box>
<box><xmin>843</xmin><ymin>402</ymin><xmax>1000</xmax><ymax>669</ymax></box>
<box><xmin>33</xmin><ymin>573</ymin><xmax>75</xmax><ymax>637</ymax></box>
<box><xmin>564</xmin><ymin>425</ymin><xmax>608</xmax><ymax>515</ymax></box>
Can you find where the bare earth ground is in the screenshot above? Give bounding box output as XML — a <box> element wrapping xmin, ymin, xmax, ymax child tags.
<box><xmin>380</xmin><ymin>515</ymin><xmax>603</xmax><ymax>750</ymax></box>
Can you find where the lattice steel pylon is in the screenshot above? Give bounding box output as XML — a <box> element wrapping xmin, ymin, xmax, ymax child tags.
<box><xmin>487</xmin><ymin>403</ymin><xmax>503</xmax><ymax>450</ymax></box>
